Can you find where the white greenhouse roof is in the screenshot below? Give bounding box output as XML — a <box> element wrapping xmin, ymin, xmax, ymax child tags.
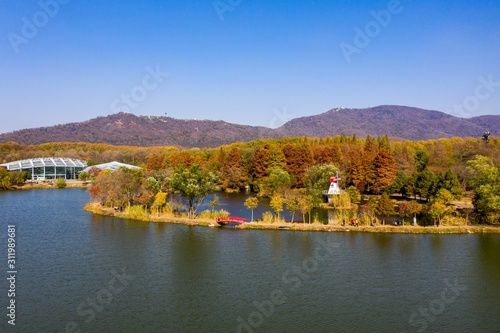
<box><xmin>0</xmin><ymin>158</ymin><xmax>87</xmax><ymax>171</ymax></box>
<box><xmin>82</xmin><ymin>161</ymin><xmax>141</xmax><ymax>173</ymax></box>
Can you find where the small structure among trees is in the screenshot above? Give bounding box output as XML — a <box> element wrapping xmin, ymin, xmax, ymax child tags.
<box><xmin>482</xmin><ymin>130</ymin><xmax>491</xmax><ymax>144</ymax></box>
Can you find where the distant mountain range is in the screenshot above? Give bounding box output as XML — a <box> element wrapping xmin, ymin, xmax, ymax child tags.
<box><xmin>0</xmin><ymin>105</ymin><xmax>497</xmax><ymax>147</ymax></box>
<box><xmin>275</xmin><ymin>105</ymin><xmax>499</xmax><ymax>140</ymax></box>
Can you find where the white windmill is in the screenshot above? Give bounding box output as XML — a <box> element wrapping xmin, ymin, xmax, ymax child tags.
<box><xmin>322</xmin><ymin>171</ymin><xmax>342</xmax><ymax>202</ymax></box>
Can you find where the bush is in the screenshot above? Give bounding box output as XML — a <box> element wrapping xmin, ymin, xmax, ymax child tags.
<box><xmin>127</xmin><ymin>205</ymin><xmax>149</xmax><ymax>220</ymax></box>
<box><xmin>199</xmin><ymin>210</ymin><xmax>215</xmax><ymax>220</ymax></box>
<box><xmin>78</xmin><ymin>171</ymin><xmax>89</xmax><ymax>182</ymax></box>
<box><xmin>218</xmin><ymin>209</ymin><xmax>230</xmax><ymax>218</ymax></box>
<box><xmin>163</xmin><ymin>203</ymin><xmax>174</xmax><ymax>216</ymax></box>
<box><xmin>262</xmin><ymin>211</ymin><xmax>274</xmax><ymax>223</ymax></box>
<box><xmin>55</xmin><ymin>178</ymin><xmax>67</xmax><ymax>189</ymax></box>
<box><xmin>199</xmin><ymin>209</ymin><xmax>230</xmax><ymax>220</ymax></box>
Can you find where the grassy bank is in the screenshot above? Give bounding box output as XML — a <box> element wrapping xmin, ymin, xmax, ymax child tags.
<box><xmin>84</xmin><ymin>203</ymin><xmax>500</xmax><ymax>234</ymax></box>
<box><xmin>13</xmin><ymin>180</ymin><xmax>89</xmax><ymax>190</ymax></box>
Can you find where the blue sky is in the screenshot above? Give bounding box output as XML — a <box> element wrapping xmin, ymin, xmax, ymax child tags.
<box><xmin>1</xmin><ymin>0</ymin><xmax>499</xmax><ymax>133</ymax></box>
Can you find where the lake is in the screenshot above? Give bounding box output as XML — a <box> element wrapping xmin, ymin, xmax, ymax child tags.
<box><xmin>0</xmin><ymin>189</ymin><xmax>499</xmax><ymax>332</ymax></box>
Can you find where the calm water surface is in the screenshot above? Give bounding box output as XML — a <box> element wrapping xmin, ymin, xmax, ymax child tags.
<box><xmin>0</xmin><ymin>189</ymin><xmax>499</xmax><ymax>333</ymax></box>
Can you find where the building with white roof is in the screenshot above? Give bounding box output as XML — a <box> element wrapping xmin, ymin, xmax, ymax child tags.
<box><xmin>0</xmin><ymin>158</ymin><xmax>87</xmax><ymax>180</ymax></box>
<box><xmin>82</xmin><ymin>161</ymin><xmax>141</xmax><ymax>173</ymax></box>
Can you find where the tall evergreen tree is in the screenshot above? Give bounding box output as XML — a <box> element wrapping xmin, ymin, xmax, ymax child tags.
<box><xmin>363</xmin><ymin>135</ymin><xmax>379</xmax><ymax>191</ymax></box>
<box><xmin>220</xmin><ymin>147</ymin><xmax>248</xmax><ymax>190</ymax></box>
<box><xmin>415</xmin><ymin>168</ymin><xmax>436</xmax><ymax>201</ymax></box>
<box><xmin>387</xmin><ymin>170</ymin><xmax>409</xmax><ymax>196</ymax></box>
<box><xmin>372</xmin><ymin>148</ymin><xmax>397</xmax><ymax>193</ymax></box>
<box><xmin>282</xmin><ymin>144</ymin><xmax>312</xmax><ymax>187</ymax></box>
<box><xmin>375</xmin><ymin>192</ymin><xmax>395</xmax><ymax>225</ymax></box>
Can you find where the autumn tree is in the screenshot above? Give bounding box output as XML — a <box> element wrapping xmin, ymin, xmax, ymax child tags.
<box><xmin>397</xmin><ymin>201</ymin><xmax>412</xmax><ymax>224</ymax></box>
<box><xmin>169</xmin><ymin>150</ymin><xmax>194</xmax><ymax>169</ymax></box>
<box><xmin>89</xmin><ymin>167</ymin><xmax>144</xmax><ymax>210</ymax></box>
<box><xmin>435</xmin><ymin>189</ymin><xmax>455</xmax><ymax>205</ymax></box>
<box><xmin>270</xmin><ymin>194</ymin><xmax>284</xmax><ymax>223</ymax></box>
<box><xmin>0</xmin><ymin>169</ymin><xmax>30</xmax><ymax>189</ymax></box>
<box><xmin>378</xmin><ymin>135</ymin><xmax>391</xmax><ymax>150</ymax></box>
<box><xmin>170</xmin><ymin>164</ymin><xmax>217</xmax><ymax>218</ymax></box>
<box><xmin>87</xmin><ymin>166</ymin><xmax>102</xmax><ymax>180</ymax></box>
<box><xmin>375</xmin><ymin>192</ymin><xmax>395</xmax><ymax>225</ymax></box>
<box><xmin>146</xmin><ymin>153</ymin><xmax>166</xmax><ymax>171</ymax></box>
<box><xmin>219</xmin><ymin>147</ymin><xmax>249</xmax><ymax>190</ymax></box>
<box><xmin>152</xmin><ymin>191</ymin><xmax>167</xmax><ymax>216</ymax></box>
<box><xmin>297</xmin><ymin>191</ymin><xmax>314</xmax><ymax>223</ymax></box>
<box><xmin>371</xmin><ymin>148</ymin><xmax>397</xmax><ymax>193</ymax></box>
<box><xmin>363</xmin><ymin>135</ymin><xmax>379</xmax><ymax>191</ymax></box>
<box><xmin>428</xmin><ymin>202</ymin><xmax>447</xmax><ymax>223</ymax></box>
<box><xmin>282</xmin><ymin>144</ymin><xmax>312</xmax><ymax>187</ymax></box>
<box><xmin>312</xmin><ymin>144</ymin><xmax>342</xmax><ymax>166</ymax></box>
<box><xmin>78</xmin><ymin>171</ymin><xmax>89</xmax><ymax>182</ymax></box>
<box><xmin>345</xmin><ymin>146</ymin><xmax>365</xmax><ymax>192</ymax></box>
<box><xmin>0</xmin><ymin>168</ymin><xmax>12</xmax><ymax>190</ymax></box>
<box><xmin>284</xmin><ymin>191</ymin><xmax>299</xmax><ymax>223</ymax></box>
<box><xmin>392</xmin><ymin>142</ymin><xmax>416</xmax><ymax>174</ymax></box>
<box><xmin>244</xmin><ymin>196</ymin><xmax>259</xmax><ymax>222</ymax></box>
<box><xmin>251</xmin><ymin>143</ymin><xmax>285</xmax><ymax>181</ymax></box>
<box><xmin>467</xmin><ymin>156</ymin><xmax>500</xmax><ymax>224</ymax></box>
<box><xmin>407</xmin><ymin>200</ymin><xmax>422</xmax><ymax>220</ymax></box>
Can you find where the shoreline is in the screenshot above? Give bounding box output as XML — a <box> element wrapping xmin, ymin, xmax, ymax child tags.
<box><xmin>84</xmin><ymin>203</ymin><xmax>500</xmax><ymax>234</ymax></box>
<box><xmin>12</xmin><ymin>180</ymin><xmax>89</xmax><ymax>190</ymax></box>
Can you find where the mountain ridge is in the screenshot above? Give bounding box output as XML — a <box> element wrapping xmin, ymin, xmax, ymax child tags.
<box><xmin>0</xmin><ymin>105</ymin><xmax>497</xmax><ymax>147</ymax></box>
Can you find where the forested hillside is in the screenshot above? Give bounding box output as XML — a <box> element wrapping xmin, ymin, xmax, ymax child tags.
<box><xmin>0</xmin><ymin>106</ymin><xmax>498</xmax><ymax>147</ymax></box>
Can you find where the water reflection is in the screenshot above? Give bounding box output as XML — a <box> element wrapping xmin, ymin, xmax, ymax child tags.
<box><xmin>372</xmin><ymin>233</ymin><xmax>394</xmax><ymax>250</ymax></box>
<box><xmin>4</xmin><ymin>189</ymin><xmax>500</xmax><ymax>333</ymax></box>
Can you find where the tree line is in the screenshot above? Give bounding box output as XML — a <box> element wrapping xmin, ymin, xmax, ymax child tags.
<box><xmin>1</xmin><ymin>135</ymin><xmax>499</xmax><ymax>224</ymax></box>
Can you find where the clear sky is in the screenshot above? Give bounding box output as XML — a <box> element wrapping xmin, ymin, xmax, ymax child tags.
<box><xmin>1</xmin><ymin>0</ymin><xmax>499</xmax><ymax>133</ymax></box>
